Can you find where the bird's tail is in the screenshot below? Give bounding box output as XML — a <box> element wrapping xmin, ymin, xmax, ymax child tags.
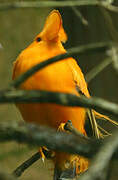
<box><xmin>87</xmin><ymin>109</ymin><xmax>118</xmax><ymax>138</ymax></box>
<box><xmin>53</xmin><ymin>153</ymin><xmax>89</xmax><ymax>180</ymax></box>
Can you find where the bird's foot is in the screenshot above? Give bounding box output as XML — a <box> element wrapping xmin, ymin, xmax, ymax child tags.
<box><xmin>39</xmin><ymin>147</ymin><xmax>49</xmax><ymax>162</ymax></box>
<box><xmin>76</xmin><ymin>156</ymin><xmax>89</xmax><ymax>175</ymax></box>
<box><xmin>58</xmin><ymin>123</ymin><xmax>66</xmax><ymax>131</ymax></box>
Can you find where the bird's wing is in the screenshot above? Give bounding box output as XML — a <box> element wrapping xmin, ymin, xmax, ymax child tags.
<box><xmin>67</xmin><ymin>57</ymin><xmax>90</xmax><ymax>97</ymax></box>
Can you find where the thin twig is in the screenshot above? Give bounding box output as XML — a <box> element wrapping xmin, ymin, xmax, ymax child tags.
<box><xmin>75</xmin><ymin>84</ymin><xmax>102</xmax><ymax>138</ymax></box>
<box><xmin>71</xmin><ymin>6</ymin><xmax>88</xmax><ymax>26</ymax></box>
<box><xmin>64</xmin><ymin>120</ymin><xmax>90</xmax><ymax>140</ymax></box>
<box><xmin>99</xmin><ymin>6</ymin><xmax>118</xmax><ymax>42</ymax></box>
<box><xmin>10</xmin><ymin>41</ymin><xmax>113</xmax><ymax>88</ymax></box>
<box><xmin>85</xmin><ymin>57</ymin><xmax>112</xmax><ymax>83</ymax></box>
<box><xmin>87</xmin><ymin>109</ymin><xmax>101</xmax><ymax>138</ymax></box>
<box><xmin>0</xmin><ymin>1</ymin><xmax>118</xmax><ymax>13</ymax></box>
<box><xmin>99</xmin><ymin>6</ymin><xmax>118</xmax><ymax>73</ymax></box>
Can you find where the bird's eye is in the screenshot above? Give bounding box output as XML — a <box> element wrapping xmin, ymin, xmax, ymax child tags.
<box><xmin>36</xmin><ymin>37</ymin><xmax>41</xmax><ymax>42</ymax></box>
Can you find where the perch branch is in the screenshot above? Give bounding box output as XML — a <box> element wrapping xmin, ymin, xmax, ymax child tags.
<box><xmin>0</xmin><ymin>122</ymin><xmax>101</xmax><ymax>158</ymax></box>
<box><xmin>13</xmin><ymin>120</ymin><xmax>79</xmax><ymax>178</ymax></box>
<box><xmin>10</xmin><ymin>41</ymin><xmax>113</xmax><ymax>88</ymax></box>
<box><xmin>64</xmin><ymin>120</ymin><xmax>90</xmax><ymax>140</ymax></box>
<box><xmin>0</xmin><ymin>122</ymin><xmax>118</xmax><ymax>161</ymax></box>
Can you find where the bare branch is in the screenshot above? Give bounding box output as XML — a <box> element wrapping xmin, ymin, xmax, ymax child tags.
<box><xmin>12</xmin><ymin>149</ymin><xmax>53</xmax><ymax>177</ymax></box>
<box><xmin>102</xmin><ymin>2</ymin><xmax>118</xmax><ymax>13</ymax></box>
<box><xmin>13</xmin><ymin>152</ymin><xmax>41</xmax><ymax>177</ymax></box>
<box><xmin>99</xmin><ymin>6</ymin><xmax>118</xmax><ymax>42</ymax></box>
<box><xmin>0</xmin><ymin>122</ymin><xmax>99</xmax><ymax>159</ymax></box>
<box><xmin>78</xmin><ymin>130</ymin><xmax>118</xmax><ymax>180</ymax></box>
<box><xmin>85</xmin><ymin>57</ymin><xmax>112</xmax><ymax>83</ymax></box>
<box><xmin>64</xmin><ymin>120</ymin><xmax>90</xmax><ymax>140</ymax></box>
<box><xmin>10</xmin><ymin>42</ymin><xmax>113</xmax><ymax>88</ymax></box>
<box><xmin>0</xmin><ymin>122</ymin><xmax>118</xmax><ymax>162</ymax></box>
<box><xmin>0</xmin><ymin>1</ymin><xmax>118</xmax><ymax>13</ymax></box>
<box><xmin>71</xmin><ymin>6</ymin><xmax>88</xmax><ymax>26</ymax></box>
<box><xmin>0</xmin><ymin>89</ymin><xmax>118</xmax><ymax>119</ymax></box>
<box><xmin>0</xmin><ymin>0</ymin><xmax>98</xmax><ymax>10</ymax></box>
<box><xmin>13</xmin><ymin>120</ymin><xmax>87</xmax><ymax>178</ymax></box>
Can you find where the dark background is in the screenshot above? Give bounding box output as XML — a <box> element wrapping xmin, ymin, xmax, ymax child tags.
<box><xmin>0</xmin><ymin>0</ymin><xmax>118</xmax><ymax>179</ymax></box>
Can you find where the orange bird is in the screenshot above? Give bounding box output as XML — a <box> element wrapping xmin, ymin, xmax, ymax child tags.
<box><xmin>12</xmin><ymin>10</ymin><xmax>114</xmax><ymax>179</ymax></box>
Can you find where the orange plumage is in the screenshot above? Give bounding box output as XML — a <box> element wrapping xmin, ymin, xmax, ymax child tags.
<box><xmin>12</xmin><ymin>10</ymin><xmax>90</xmax><ymax>178</ymax></box>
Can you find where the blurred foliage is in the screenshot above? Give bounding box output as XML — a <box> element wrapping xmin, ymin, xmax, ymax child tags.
<box><xmin>0</xmin><ymin>0</ymin><xmax>118</xmax><ymax>179</ymax></box>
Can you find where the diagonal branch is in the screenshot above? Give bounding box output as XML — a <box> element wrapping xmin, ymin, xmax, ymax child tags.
<box><xmin>85</xmin><ymin>57</ymin><xmax>112</xmax><ymax>83</ymax></box>
<box><xmin>13</xmin><ymin>149</ymin><xmax>54</xmax><ymax>178</ymax></box>
<box><xmin>71</xmin><ymin>6</ymin><xmax>88</xmax><ymax>26</ymax></box>
<box><xmin>13</xmin><ymin>152</ymin><xmax>41</xmax><ymax>177</ymax></box>
<box><xmin>78</xmin><ymin>130</ymin><xmax>118</xmax><ymax>180</ymax></box>
<box><xmin>10</xmin><ymin>41</ymin><xmax>113</xmax><ymax>88</ymax></box>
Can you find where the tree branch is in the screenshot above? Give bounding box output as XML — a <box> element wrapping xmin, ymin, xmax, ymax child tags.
<box><xmin>0</xmin><ymin>1</ymin><xmax>118</xmax><ymax>13</ymax></box>
<box><xmin>12</xmin><ymin>152</ymin><xmax>41</xmax><ymax>177</ymax></box>
<box><xmin>10</xmin><ymin>41</ymin><xmax>113</xmax><ymax>88</ymax></box>
<box><xmin>78</xmin><ymin>130</ymin><xmax>118</xmax><ymax>180</ymax></box>
<box><xmin>13</xmin><ymin>120</ymin><xmax>81</xmax><ymax>178</ymax></box>
<box><xmin>71</xmin><ymin>6</ymin><xmax>88</xmax><ymax>26</ymax></box>
<box><xmin>12</xmin><ymin>150</ymin><xmax>54</xmax><ymax>177</ymax></box>
<box><xmin>85</xmin><ymin>57</ymin><xmax>112</xmax><ymax>83</ymax></box>
<box><xmin>0</xmin><ymin>89</ymin><xmax>118</xmax><ymax>119</ymax></box>
<box><xmin>0</xmin><ymin>122</ymin><xmax>100</xmax><ymax>159</ymax></box>
<box><xmin>64</xmin><ymin>120</ymin><xmax>90</xmax><ymax>140</ymax></box>
<box><xmin>0</xmin><ymin>122</ymin><xmax>118</xmax><ymax>161</ymax></box>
